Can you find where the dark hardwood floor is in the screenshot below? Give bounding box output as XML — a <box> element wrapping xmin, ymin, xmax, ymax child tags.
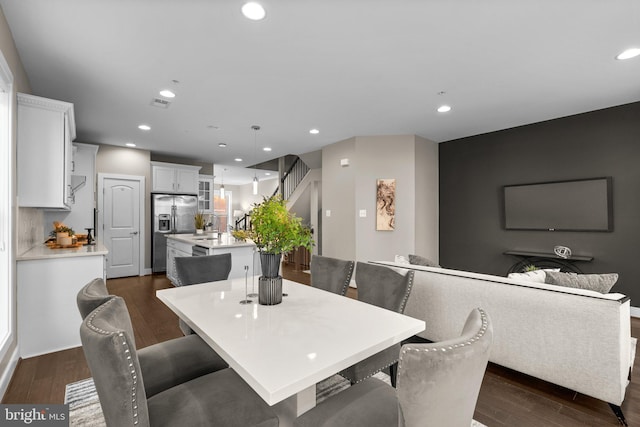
<box><xmin>3</xmin><ymin>266</ymin><xmax>639</xmax><ymax>426</ymax></box>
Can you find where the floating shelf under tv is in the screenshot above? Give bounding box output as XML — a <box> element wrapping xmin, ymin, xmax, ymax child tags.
<box><xmin>504</xmin><ymin>250</ymin><xmax>593</xmax><ymax>262</ymax></box>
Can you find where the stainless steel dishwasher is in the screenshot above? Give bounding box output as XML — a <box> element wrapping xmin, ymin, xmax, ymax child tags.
<box><xmin>192</xmin><ymin>245</ymin><xmax>208</xmax><ymax>257</ymax></box>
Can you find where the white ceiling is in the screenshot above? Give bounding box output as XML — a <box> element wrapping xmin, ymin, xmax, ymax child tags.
<box><xmin>2</xmin><ymin>0</ymin><xmax>639</xmax><ymax>184</ymax></box>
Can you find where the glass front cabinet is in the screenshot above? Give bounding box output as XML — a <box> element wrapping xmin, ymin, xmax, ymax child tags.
<box><xmin>198</xmin><ymin>175</ymin><xmax>214</xmax><ymax>213</ymax></box>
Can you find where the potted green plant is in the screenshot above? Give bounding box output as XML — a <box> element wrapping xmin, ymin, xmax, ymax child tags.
<box><xmin>194</xmin><ymin>211</ymin><xmax>206</xmax><ymax>234</ymax></box>
<box><xmin>249</xmin><ymin>195</ymin><xmax>314</xmax><ymax>304</ymax></box>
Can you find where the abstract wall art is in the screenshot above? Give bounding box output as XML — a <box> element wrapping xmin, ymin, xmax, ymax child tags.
<box><xmin>376</xmin><ymin>178</ymin><xmax>395</xmax><ymax>231</ymax></box>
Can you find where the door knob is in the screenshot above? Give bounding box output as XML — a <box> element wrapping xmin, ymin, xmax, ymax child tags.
<box><xmin>130</xmin><ymin>231</ymin><xmax>139</xmax><ymax>235</ymax></box>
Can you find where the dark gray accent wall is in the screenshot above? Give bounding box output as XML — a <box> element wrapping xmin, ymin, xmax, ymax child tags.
<box><xmin>439</xmin><ymin>101</ymin><xmax>640</xmax><ymax>303</ymax></box>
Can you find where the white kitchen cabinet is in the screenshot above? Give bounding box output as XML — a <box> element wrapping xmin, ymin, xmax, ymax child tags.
<box><xmin>17</xmin><ymin>244</ymin><xmax>107</xmax><ymax>357</ymax></box>
<box><xmin>198</xmin><ymin>175</ymin><xmax>214</xmax><ymax>213</ymax></box>
<box><xmin>166</xmin><ymin>237</ymin><xmax>193</xmax><ymax>285</ymax></box>
<box><xmin>151</xmin><ymin>161</ymin><xmax>201</xmax><ymax>194</ymax></box>
<box><xmin>17</xmin><ymin>93</ymin><xmax>76</xmax><ymax>209</ymax></box>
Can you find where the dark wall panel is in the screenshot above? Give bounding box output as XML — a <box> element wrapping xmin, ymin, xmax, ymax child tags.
<box><xmin>439</xmin><ymin>101</ymin><xmax>640</xmax><ymax>302</ymax></box>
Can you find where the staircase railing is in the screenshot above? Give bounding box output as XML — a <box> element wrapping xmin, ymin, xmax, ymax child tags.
<box><xmin>272</xmin><ymin>156</ymin><xmax>310</xmax><ymax>200</ymax></box>
<box><xmin>235</xmin><ymin>213</ymin><xmax>251</xmax><ymax>230</ymax></box>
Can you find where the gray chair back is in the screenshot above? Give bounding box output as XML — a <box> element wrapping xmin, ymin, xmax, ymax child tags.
<box><xmin>355</xmin><ymin>262</ymin><xmax>414</xmax><ymax>313</ymax></box>
<box><xmin>77</xmin><ymin>278</ymin><xmax>113</xmax><ymax>319</ymax></box>
<box><xmin>174</xmin><ymin>253</ymin><xmax>232</xmax><ymax>286</ymax></box>
<box><xmin>339</xmin><ymin>263</ymin><xmax>414</xmax><ymax>384</ymax></box>
<box><xmin>80</xmin><ymin>296</ymin><xmax>150</xmax><ymax>427</ymax></box>
<box><xmin>397</xmin><ymin>308</ymin><xmax>493</xmax><ymax>427</ymax></box>
<box><xmin>310</xmin><ymin>255</ymin><xmax>355</xmax><ymax>296</ymax></box>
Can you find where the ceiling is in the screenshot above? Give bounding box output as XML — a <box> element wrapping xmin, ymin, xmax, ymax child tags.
<box><xmin>2</xmin><ymin>0</ymin><xmax>639</xmax><ymax>184</ymax></box>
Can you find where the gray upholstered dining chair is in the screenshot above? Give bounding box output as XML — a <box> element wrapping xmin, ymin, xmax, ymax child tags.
<box><xmin>295</xmin><ymin>308</ymin><xmax>493</xmax><ymax>427</ymax></box>
<box><xmin>310</xmin><ymin>254</ymin><xmax>355</xmax><ymax>296</ymax></box>
<box><xmin>174</xmin><ymin>253</ymin><xmax>232</xmax><ymax>286</ymax></box>
<box><xmin>76</xmin><ymin>278</ymin><xmax>228</xmax><ymax>398</ymax></box>
<box><xmin>80</xmin><ymin>296</ymin><xmax>279</xmax><ymax>427</ymax></box>
<box><xmin>174</xmin><ymin>253</ymin><xmax>232</xmax><ymax>334</ymax></box>
<box><xmin>339</xmin><ymin>262</ymin><xmax>414</xmax><ymax>386</ymax></box>
<box><xmin>76</xmin><ymin>277</ymin><xmax>112</xmax><ymax>319</ymax></box>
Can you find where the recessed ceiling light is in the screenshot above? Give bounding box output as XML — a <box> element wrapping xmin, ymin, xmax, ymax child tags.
<box><xmin>218</xmin><ymin>142</ymin><xmax>227</xmax><ymax>147</ymax></box>
<box><xmin>263</xmin><ymin>147</ymin><xmax>272</xmax><ymax>152</ymax></box>
<box><xmin>138</xmin><ymin>124</ymin><xmax>151</xmax><ymax>130</ymax></box>
<box><xmin>616</xmin><ymin>48</ymin><xmax>640</xmax><ymax>60</ymax></box>
<box><xmin>159</xmin><ymin>89</ymin><xmax>176</xmax><ymax>98</ymax></box>
<box><xmin>309</xmin><ymin>129</ymin><xmax>320</xmax><ymax>134</ymax></box>
<box><xmin>437</xmin><ymin>105</ymin><xmax>452</xmax><ymax>113</ymax></box>
<box><xmin>234</xmin><ymin>158</ymin><xmax>243</xmax><ymax>162</ymax></box>
<box><xmin>242</xmin><ymin>2</ymin><xmax>266</xmax><ymax>20</ymax></box>
<box><xmin>125</xmin><ymin>143</ymin><xmax>136</xmax><ymax>147</ymax></box>
<box><xmin>265</xmin><ymin>172</ymin><xmax>271</xmax><ymax>176</ymax></box>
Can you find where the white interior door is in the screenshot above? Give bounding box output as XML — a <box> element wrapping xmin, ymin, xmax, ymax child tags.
<box><xmin>100</xmin><ymin>175</ymin><xmax>142</xmax><ymax>278</ymax></box>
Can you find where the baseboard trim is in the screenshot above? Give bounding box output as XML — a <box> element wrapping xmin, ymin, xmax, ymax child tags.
<box><xmin>631</xmin><ymin>306</ymin><xmax>640</xmax><ymax>318</ymax></box>
<box><xmin>141</xmin><ymin>268</ymin><xmax>152</xmax><ymax>276</ymax></box>
<box><xmin>0</xmin><ymin>345</ymin><xmax>19</xmax><ymax>400</ymax></box>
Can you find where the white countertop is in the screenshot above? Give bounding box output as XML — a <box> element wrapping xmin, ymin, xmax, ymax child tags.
<box><xmin>157</xmin><ymin>278</ymin><xmax>425</xmax><ymax>408</ymax></box>
<box><xmin>166</xmin><ymin>233</ymin><xmax>257</xmax><ymax>249</ymax></box>
<box><xmin>17</xmin><ymin>242</ymin><xmax>108</xmax><ymax>261</ymax></box>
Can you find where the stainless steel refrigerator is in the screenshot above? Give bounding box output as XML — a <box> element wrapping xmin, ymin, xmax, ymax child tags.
<box><xmin>152</xmin><ymin>193</ymin><xmax>198</xmax><ymax>273</ymax></box>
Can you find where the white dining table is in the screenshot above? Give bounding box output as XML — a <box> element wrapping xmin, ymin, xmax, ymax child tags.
<box><xmin>156</xmin><ymin>277</ymin><xmax>425</xmax><ymax>423</ymax></box>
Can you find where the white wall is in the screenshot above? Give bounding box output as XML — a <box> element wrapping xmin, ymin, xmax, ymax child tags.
<box><xmin>321</xmin><ymin>137</ymin><xmax>357</xmax><ymax>260</ymax></box>
<box><xmin>44</xmin><ymin>143</ymin><xmax>99</xmax><ymax>241</ymax></box>
<box><xmin>321</xmin><ymin>135</ymin><xmax>438</xmax><ymax>265</ymax></box>
<box><xmin>354</xmin><ymin>135</ymin><xmax>417</xmax><ymax>263</ymax></box>
<box><xmin>1</xmin><ymin>3</ymin><xmax>33</xmax><ymax>398</ymax></box>
<box><xmin>414</xmin><ymin>136</ymin><xmax>439</xmax><ymax>262</ymax></box>
<box><xmin>95</xmin><ymin>144</ymin><xmax>152</xmax><ymax>268</ymax></box>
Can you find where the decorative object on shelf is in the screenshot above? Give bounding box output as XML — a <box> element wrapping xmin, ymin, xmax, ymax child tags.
<box><xmin>553</xmin><ymin>245</ymin><xmax>572</xmax><ymax>259</ymax></box>
<box><xmin>376</xmin><ymin>178</ymin><xmax>396</xmax><ymax>231</ymax></box>
<box><xmin>194</xmin><ymin>211</ymin><xmax>206</xmax><ymax>234</ymax></box>
<box><xmin>249</xmin><ymin>195</ymin><xmax>314</xmax><ymax>305</ymax></box>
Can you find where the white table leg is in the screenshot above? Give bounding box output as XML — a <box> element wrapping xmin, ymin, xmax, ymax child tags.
<box><xmin>273</xmin><ymin>384</ymin><xmax>317</xmax><ymax>427</ymax></box>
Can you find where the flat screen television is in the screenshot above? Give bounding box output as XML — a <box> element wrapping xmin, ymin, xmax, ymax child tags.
<box><xmin>503</xmin><ymin>177</ymin><xmax>612</xmax><ymax>231</ymax></box>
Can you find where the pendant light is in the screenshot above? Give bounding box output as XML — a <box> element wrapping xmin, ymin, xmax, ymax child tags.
<box><xmin>252</xmin><ymin>125</ymin><xmax>260</xmax><ymax>195</ymax></box>
<box><xmin>220</xmin><ymin>168</ymin><xmax>225</xmax><ymax>200</ymax></box>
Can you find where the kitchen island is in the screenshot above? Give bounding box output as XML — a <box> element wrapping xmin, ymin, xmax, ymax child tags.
<box><xmin>17</xmin><ymin>242</ymin><xmax>108</xmax><ymax>357</ymax></box>
<box><xmin>166</xmin><ymin>233</ymin><xmax>259</xmax><ymax>284</ymax></box>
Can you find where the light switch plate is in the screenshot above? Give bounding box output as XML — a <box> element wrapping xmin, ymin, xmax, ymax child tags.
<box><xmin>359</xmin><ymin>209</ymin><xmax>367</xmax><ymax>217</ymax></box>
<box><xmin>326</xmin><ymin>210</ymin><xmax>331</xmax><ymax>217</ymax></box>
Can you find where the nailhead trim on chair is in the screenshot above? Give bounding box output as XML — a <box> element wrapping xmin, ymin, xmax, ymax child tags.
<box><xmin>340</xmin><ymin>261</ymin><xmax>355</xmax><ymax>296</ymax></box>
<box><xmin>86</xmin><ymin>298</ymin><xmax>140</xmax><ymax>425</ymax></box>
<box><xmin>342</xmin><ymin>358</ymin><xmax>399</xmax><ymax>385</ymax></box>
<box><xmin>398</xmin><ymin>270</ymin><xmax>414</xmax><ymax>313</ymax></box>
<box><xmin>342</xmin><ymin>267</ymin><xmax>414</xmax><ymax>384</ymax></box>
<box><xmin>397</xmin><ymin>308</ymin><xmax>489</xmax><ymax>388</ymax></box>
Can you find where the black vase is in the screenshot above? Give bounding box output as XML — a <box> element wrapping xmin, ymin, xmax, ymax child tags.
<box><xmin>258</xmin><ymin>252</ymin><xmax>283</xmax><ymax>305</ymax></box>
<box><xmin>260</xmin><ymin>252</ymin><xmax>282</xmax><ymax>278</ymax></box>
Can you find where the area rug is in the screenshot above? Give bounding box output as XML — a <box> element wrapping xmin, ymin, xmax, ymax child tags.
<box><xmin>65</xmin><ymin>372</ymin><xmax>486</xmax><ymax>426</ymax></box>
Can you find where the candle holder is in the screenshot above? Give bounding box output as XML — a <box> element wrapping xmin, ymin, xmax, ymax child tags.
<box><xmin>239</xmin><ymin>265</ymin><xmax>253</xmax><ymax>304</ymax></box>
<box><xmin>247</xmin><ymin>249</ymin><xmax>258</xmax><ymax>297</ymax></box>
